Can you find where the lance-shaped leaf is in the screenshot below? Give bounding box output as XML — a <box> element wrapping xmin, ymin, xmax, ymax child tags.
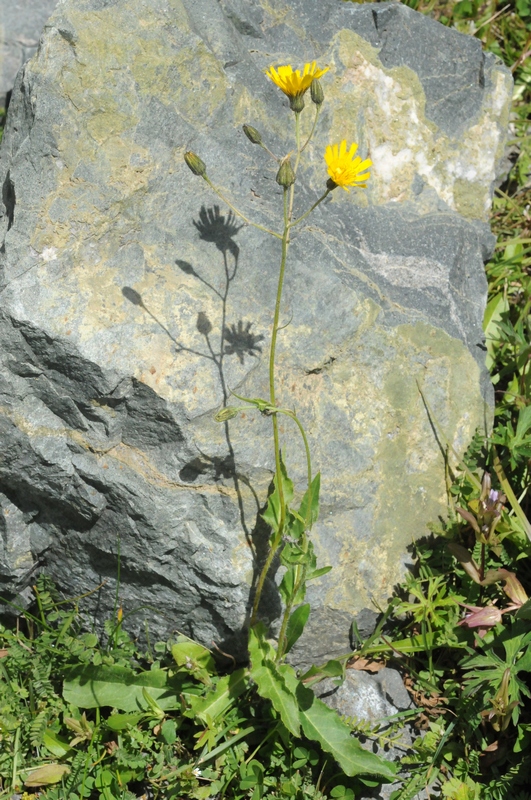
<box><xmin>457</xmin><ymin>603</ymin><xmax>502</xmax><ymax>636</ymax></box>
<box><xmin>185</xmin><ymin>669</ymin><xmax>248</xmax><ymax>723</ymax></box>
<box><xmin>63</xmin><ymin>664</ymin><xmax>184</xmax><ymax>711</ymax></box>
<box><xmin>278</xmin><ymin>657</ymin><xmax>396</xmax><ymax>779</ymax></box>
<box><xmin>298</xmin><ymin>472</ymin><xmax>321</xmax><ymax>531</ymax></box>
<box><xmin>284</xmin><ymin>603</ymin><xmax>311</xmax><ymax>654</ymax></box>
<box><xmin>248</xmin><ymin>626</ymin><xmax>300</xmax><ymax>736</ymax></box>
<box><xmin>297</xmin><ymin>686</ymin><xmax>397</xmax><ymax>779</ymax></box>
<box><xmin>24</xmin><ymin>764</ymin><xmax>70</xmax><ymax>787</ymax></box>
<box><xmin>262</xmin><ymin>459</ymin><xmax>294</xmax><ymax>535</ymax></box>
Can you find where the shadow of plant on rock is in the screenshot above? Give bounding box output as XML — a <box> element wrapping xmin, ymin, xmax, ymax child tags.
<box><xmin>122</xmin><ymin>204</ymin><xmax>279</xmax><ymax>650</ymax></box>
<box><xmin>224</xmin><ymin>319</ymin><xmax>263</xmax><ymax>364</ymax></box>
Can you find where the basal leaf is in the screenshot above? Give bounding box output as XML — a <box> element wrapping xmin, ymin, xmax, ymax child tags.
<box><xmin>277</xmin><ymin>660</ymin><xmax>395</xmax><ymax>779</ymax></box>
<box><xmin>172</xmin><ymin>639</ymin><xmax>217</xmax><ymax>673</ymax></box>
<box><xmin>24</xmin><ymin>764</ymin><xmax>70</xmax><ymax>787</ymax></box>
<box><xmin>295</xmin><ymin>682</ymin><xmax>397</xmax><ymax>779</ymax></box>
<box><xmin>63</xmin><ymin>664</ymin><xmax>184</xmax><ymax>711</ymax></box>
<box><xmin>248</xmin><ymin>626</ymin><xmax>300</xmax><ymax>736</ymax></box>
<box><xmin>186</xmin><ymin>668</ymin><xmax>248</xmax><ymax>722</ymax></box>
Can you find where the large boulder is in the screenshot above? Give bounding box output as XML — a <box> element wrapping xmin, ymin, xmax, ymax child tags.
<box><xmin>0</xmin><ymin>0</ymin><xmax>511</xmax><ymax>663</ymax></box>
<box><xmin>0</xmin><ymin>0</ymin><xmax>60</xmax><ymax>108</ymax></box>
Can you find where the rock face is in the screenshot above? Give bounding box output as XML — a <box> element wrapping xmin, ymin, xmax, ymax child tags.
<box><xmin>0</xmin><ymin>0</ymin><xmax>60</xmax><ymax>108</ymax></box>
<box><xmin>0</xmin><ymin>0</ymin><xmax>511</xmax><ymax>661</ymax></box>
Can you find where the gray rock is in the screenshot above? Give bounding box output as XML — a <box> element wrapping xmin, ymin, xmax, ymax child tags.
<box><xmin>0</xmin><ymin>0</ymin><xmax>60</xmax><ymax>108</ymax></box>
<box><xmin>316</xmin><ymin>668</ymin><xmax>409</xmax><ymax>724</ymax></box>
<box><xmin>0</xmin><ymin>0</ymin><xmax>511</xmax><ymax>663</ymax></box>
<box><xmin>316</xmin><ymin>668</ymin><xmax>418</xmax><ymax>800</ymax></box>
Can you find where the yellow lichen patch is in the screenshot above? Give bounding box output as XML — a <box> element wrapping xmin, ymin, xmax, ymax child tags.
<box><xmin>102</xmin><ymin>443</ymin><xmax>236</xmax><ymax>496</ymax></box>
<box><xmin>270</xmin><ymin>313</ymin><xmax>487</xmax><ymax>615</ymax></box>
<box><xmin>310</xmin><ymin>27</ymin><xmax>510</xmax><ymax>220</ymax></box>
<box><xmin>233</xmin><ymin>86</ymin><xmax>285</xmax><ymax>139</ymax></box>
<box><xmin>258</xmin><ymin>0</ymin><xmax>305</xmax><ymax>38</ymax></box>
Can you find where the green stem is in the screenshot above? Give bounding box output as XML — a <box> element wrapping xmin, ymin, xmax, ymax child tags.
<box><xmin>249</xmin><ymin>110</ymin><xmax>320</xmax><ymax>634</ymax></box>
<box><xmin>290</xmin><ymin>188</ymin><xmax>332</xmax><ymax>228</ymax></box>
<box><xmin>269</xmin><ymin>187</ymin><xmax>291</xmax><ymax>524</ymax></box>
<box><xmin>274</xmin><ymin>414</ymin><xmax>313</xmax><ymax>661</ymax></box>
<box><xmin>300</xmin><ymin>106</ymin><xmax>320</xmax><ymax>153</ymax></box>
<box><xmin>12</xmin><ymin>725</ymin><xmax>20</xmax><ymax>792</ymax></box>
<box><xmin>259</xmin><ymin>142</ymin><xmax>281</xmax><ymax>163</ymax></box>
<box><xmin>204</xmin><ymin>177</ymin><xmax>282</xmax><ymax>239</ymax></box>
<box><xmin>276</xmin><ymin>537</ymin><xmax>308</xmax><ymax>662</ymax></box>
<box><xmin>250</xmin><ymin>188</ymin><xmax>291</xmax><ymax>626</ymax></box>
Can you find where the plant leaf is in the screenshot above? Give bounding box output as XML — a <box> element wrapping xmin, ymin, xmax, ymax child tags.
<box><xmin>248</xmin><ymin>626</ymin><xmax>300</xmax><ymax>736</ymax></box>
<box><xmin>306</xmin><ymin>565</ymin><xmax>333</xmax><ymax>581</ymax></box>
<box><xmin>299</xmin><ymin>472</ymin><xmax>321</xmax><ymax>529</ymax></box>
<box><xmin>172</xmin><ymin>639</ymin><xmax>217</xmax><ymax>673</ymax></box>
<box><xmin>186</xmin><ymin>668</ymin><xmax>248</xmax><ymax>723</ymax></box>
<box><xmin>262</xmin><ymin>459</ymin><xmax>294</xmax><ymax>534</ymax></box>
<box><xmin>284</xmin><ymin>604</ymin><xmax>311</xmax><ymax>654</ymax></box>
<box><xmin>24</xmin><ymin>764</ymin><xmax>70</xmax><ymax>787</ymax></box>
<box><xmin>300</xmin><ymin>659</ymin><xmax>345</xmax><ymax>687</ymax></box>
<box><xmin>484</xmin><ymin>293</ymin><xmax>509</xmax><ymax>372</ymax></box>
<box><xmin>296</xmin><ymin>683</ymin><xmax>396</xmax><ymax>778</ymax></box>
<box><xmin>63</xmin><ymin>664</ymin><xmax>184</xmax><ymax>711</ymax></box>
<box><xmin>107</xmin><ymin>712</ymin><xmax>145</xmax><ymax>730</ymax></box>
<box><xmin>516</xmin><ymin>598</ymin><xmax>531</xmax><ymax>620</ymax></box>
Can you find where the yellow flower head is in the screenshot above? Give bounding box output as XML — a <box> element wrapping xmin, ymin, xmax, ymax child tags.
<box><xmin>324</xmin><ymin>140</ymin><xmax>372</xmax><ymax>191</ymax></box>
<box><xmin>265</xmin><ymin>62</ymin><xmax>329</xmax><ymax>100</ymax></box>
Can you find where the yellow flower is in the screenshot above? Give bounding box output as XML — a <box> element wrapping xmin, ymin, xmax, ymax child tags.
<box><xmin>324</xmin><ymin>140</ymin><xmax>372</xmax><ymax>191</ymax></box>
<box><xmin>265</xmin><ymin>62</ymin><xmax>329</xmax><ymax>109</ymax></box>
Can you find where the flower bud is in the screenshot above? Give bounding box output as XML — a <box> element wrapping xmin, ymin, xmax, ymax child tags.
<box><xmin>276</xmin><ymin>158</ymin><xmax>295</xmax><ymax>189</ymax></box>
<box><xmin>184</xmin><ymin>151</ymin><xmax>207</xmax><ymax>177</ymax></box>
<box><xmin>310</xmin><ymin>78</ymin><xmax>324</xmax><ymax>106</ymax></box>
<box><xmin>243</xmin><ymin>124</ymin><xmax>262</xmax><ymax>145</ymax></box>
<box><xmin>214</xmin><ymin>406</ymin><xmax>240</xmax><ymax>422</ymax></box>
<box><xmin>289</xmin><ymin>94</ymin><xmax>305</xmax><ymax>113</ymax></box>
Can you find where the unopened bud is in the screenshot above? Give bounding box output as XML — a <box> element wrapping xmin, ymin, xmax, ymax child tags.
<box><xmin>276</xmin><ymin>158</ymin><xmax>295</xmax><ymax>189</ymax></box>
<box><xmin>184</xmin><ymin>151</ymin><xmax>207</xmax><ymax>177</ymax></box>
<box><xmin>243</xmin><ymin>125</ymin><xmax>262</xmax><ymax>145</ymax></box>
<box><xmin>289</xmin><ymin>94</ymin><xmax>305</xmax><ymax>113</ymax></box>
<box><xmin>310</xmin><ymin>78</ymin><xmax>324</xmax><ymax>106</ymax></box>
<box><xmin>214</xmin><ymin>406</ymin><xmax>240</xmax><ymax>422</ymax></box>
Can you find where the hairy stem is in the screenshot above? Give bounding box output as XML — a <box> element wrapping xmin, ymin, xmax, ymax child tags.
<box><xmin>250</xmin><ymin>188</ymin><xmax>291</xmax><ymax>625</ymax></box>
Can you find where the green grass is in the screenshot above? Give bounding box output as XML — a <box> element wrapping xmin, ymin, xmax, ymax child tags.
<box><xmin>1</xmin><ymin>1</ymin><xmax>531</xmax><ymax>798</ymax></box>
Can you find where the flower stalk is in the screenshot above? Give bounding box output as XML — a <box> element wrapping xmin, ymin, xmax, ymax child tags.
<box><xmin>185</xmin><ymin>60</ymin><xmax>372</xmax><ymax>660</ymax></box>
